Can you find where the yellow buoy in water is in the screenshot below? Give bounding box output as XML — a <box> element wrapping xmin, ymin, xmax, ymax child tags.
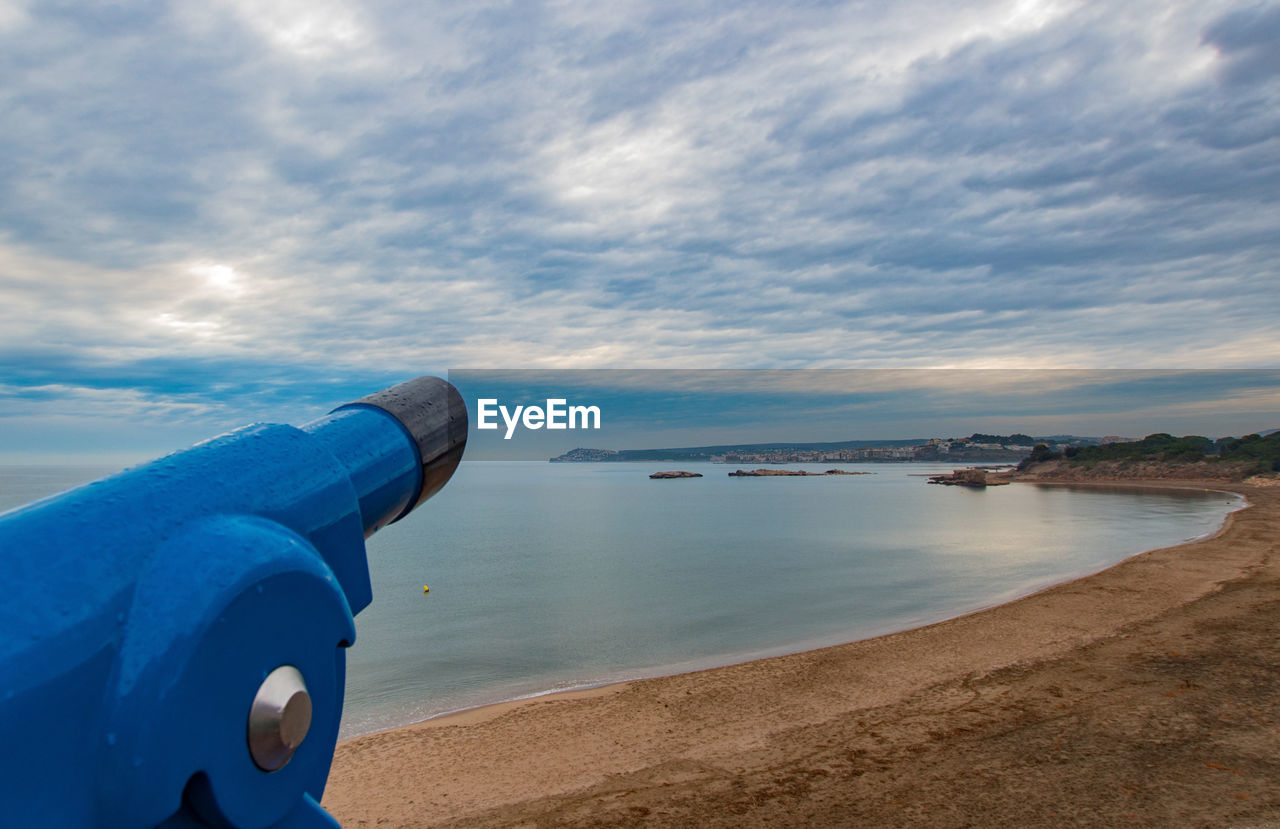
<box><xmin>423</xmin><ymin>585</ymin><xmax>430</xmax><ymax>594</ymax></box>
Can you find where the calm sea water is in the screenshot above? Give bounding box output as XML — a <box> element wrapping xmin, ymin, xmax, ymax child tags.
<box><xmin>0</xmin><ymin>461</ymin><xmax>1244</xmax><ymax>739</ymax></box>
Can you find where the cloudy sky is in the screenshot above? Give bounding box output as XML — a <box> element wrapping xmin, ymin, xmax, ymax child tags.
<box><xmin>1</xmin><ymin>0</ymin><xmax>1278</xmax><ymax>460</ymax></box>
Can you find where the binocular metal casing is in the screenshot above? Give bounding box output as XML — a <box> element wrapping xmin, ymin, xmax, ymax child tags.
<box><xmin>0</xmin><ymin>377</ymin><xmax>467</xmax><ymax>828</ymax></box>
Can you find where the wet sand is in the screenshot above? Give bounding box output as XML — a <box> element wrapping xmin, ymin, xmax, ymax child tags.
<box><xmin>324</xmin><ymin>482</ymin><xmax>1280</xmax><ymax>827</ymax></box>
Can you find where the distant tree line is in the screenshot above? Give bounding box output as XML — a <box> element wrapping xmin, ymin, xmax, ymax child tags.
<box><xmin>1018</xmin><ymin>432</ymin><xmax>1280</xmax><ymax>474</ymax></box>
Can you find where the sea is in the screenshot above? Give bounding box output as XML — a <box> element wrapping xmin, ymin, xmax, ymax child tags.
<box><xmin>0</xmin><ymin>461</ymin><xmax>1245</xmax><ymax>739</ymax></box>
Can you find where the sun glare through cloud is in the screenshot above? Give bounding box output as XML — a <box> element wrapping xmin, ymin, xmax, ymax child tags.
<box><xmin>189</xmin><ymin>263</ymin><xmax>246</xmax><ymax>297</ymax></box>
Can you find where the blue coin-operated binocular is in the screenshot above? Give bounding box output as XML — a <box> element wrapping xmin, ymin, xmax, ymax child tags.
<box><xmin>0</xmin><ymin>377</ymin><xmax>467</xmax><ymax>828</ymax></box>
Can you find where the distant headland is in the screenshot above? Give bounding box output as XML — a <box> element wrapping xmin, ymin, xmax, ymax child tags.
<box><xmin>1011</xmin><ymin>430</ymin><xmax>1280</xmax><ymax>482</ymax></box>
<box><xmin>553</xmin><ymin>430</ymin><xmax>1280</xmax><ymax>485</ymax></box>
<box><xmin>550</xmin><ymin>433</ymin><xmax>1103</xmax><ymax>464</ymax></box>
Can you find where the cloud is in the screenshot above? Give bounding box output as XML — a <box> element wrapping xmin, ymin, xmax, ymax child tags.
<box><xmin>0</xmin><ymin>0</ymin><xmax>1277</xmax><ymax>455</ymax></box>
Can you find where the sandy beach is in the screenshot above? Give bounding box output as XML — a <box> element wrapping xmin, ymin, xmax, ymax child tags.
<box><xmin>324</xmin><ymin>481</ymin><xmax>1279</xmax><ymax>827</ymax></box>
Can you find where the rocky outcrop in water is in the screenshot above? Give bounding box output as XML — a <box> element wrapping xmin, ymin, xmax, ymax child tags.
<box><xmin>729</xmin><ymin>468</ymin><xmax>873</xmax><ymax>477</ymax></box>
<box><xmin>927</xmin><ymin>469</ymin><xmax>1009</xmax><ymax>487</ymax></box>
<box><xmin>649</xmin><ymin>470</ymin><xmax>703</xmax><ymax>479</ymax></box>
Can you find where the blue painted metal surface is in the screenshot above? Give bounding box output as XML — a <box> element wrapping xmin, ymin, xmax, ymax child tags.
<box><xmin>0</xmin><ymin>378</ymin><xmax>466</xmax><ymax>827</ymax></box>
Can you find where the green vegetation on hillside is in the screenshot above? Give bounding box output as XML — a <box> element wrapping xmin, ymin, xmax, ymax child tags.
<box><xmin>1018</xmin><ymin>432</ymin><xmax>1280</xmax><ymax>474</ymax></box>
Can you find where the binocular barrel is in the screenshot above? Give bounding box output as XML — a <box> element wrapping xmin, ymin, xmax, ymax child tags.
<box><xmin>309</xmin><ymin>375</ymin><xmax>468</xmax><ymax>536</ymax></box>
<box><xmin>0</xmin><ymin>376</ymin><xmax>468</xmax><ymax>829</ymax></box>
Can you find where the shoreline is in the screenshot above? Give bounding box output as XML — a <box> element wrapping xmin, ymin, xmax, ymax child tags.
<box><xmin>349</xmin><ymin>481</ymin><xmax>1244</xmax><ymax>739</ymax></box>
<box><xmin>325</xmin><ymin>480</ymin><xmax>1280</xmax><ymax>827</ymax></box>
<box><xmin>338</xmin><ymin>480</ymin><xmax>1244</xmax><ymax>742</ymax></box>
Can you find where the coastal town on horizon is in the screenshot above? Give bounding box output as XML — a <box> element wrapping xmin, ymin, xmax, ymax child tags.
<box><xmin>551</xmin><ymin>433</ymin><xmax>1135</xmax><ymax>464</ymax></box>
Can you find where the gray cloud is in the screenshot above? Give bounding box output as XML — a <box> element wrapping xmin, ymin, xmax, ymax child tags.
<box><xmin>1204</xmin><ymin>2</ymin><xmax>1280</xmax><ymax>85</ymax></box>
